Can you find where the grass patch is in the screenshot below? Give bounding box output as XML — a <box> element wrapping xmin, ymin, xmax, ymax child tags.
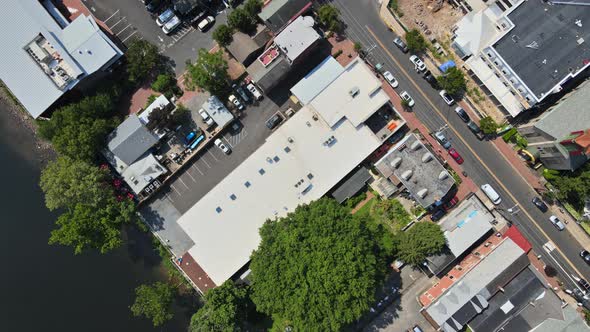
<box><xmin>448</xmin><ymin>168</ymin><xmax>462</xmax><ymax>185</ymax></box>
<box><xmin>355</xmin><ymin>197</ymin><xmax>413</xmax><ymax>235</ymax></box>
<box><xmin>580</xmin><ymin>222</ymin><xmax>590</xmax><ymax>236</ymax></box>
<box><xmin>563</xmin><ymin>202</ymin><xmax>582</xmax><ymax>220</ymax></box>
<box><xmin>388</xmin><ymin>0</ymin><xmax>404</xmax><ymax>17</ymax></box>
<box><xmin>354</xmin><ymin>196</ymin><xmax>377</xmax><ymax>217</ymax></box>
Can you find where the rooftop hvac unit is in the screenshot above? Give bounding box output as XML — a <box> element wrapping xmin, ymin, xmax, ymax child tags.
<box><xmin>349</xmin><ymin>87</ymin><xmax>360</xmax><ymax>98</ymax></box>
<box><xmin>410</xmin><ymin>140</ymin><xmax>421</xmax><ymax>151</ymax></box>
<box><xmin>422</xmin><ymin>152</ymin><xmax>433</xmax><ymax>162</ymax></box>
<box><xmin>401</xmin><ymin>170</ymin><xmax>413</xmax><ymax>180</ymax></box>
<box><xmin>390</xmin><ymin>157</ymin><xmax>402</xmax><ymax>168</ymax></box>
<box><xmin>417</xmin><ymin>188</ymin><xmax>428</xmax><ymax>199</ymax></box>
<box><xmin>438</xmin><ymin>171</ymin><xmax>449</xmax><ymax>180</ymax></box>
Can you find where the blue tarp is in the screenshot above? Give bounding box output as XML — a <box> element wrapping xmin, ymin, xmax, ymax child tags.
<box><xmin>439</xmin><ymin>60</ymin><xmax>456</xmax><ymax>73</ymax></box>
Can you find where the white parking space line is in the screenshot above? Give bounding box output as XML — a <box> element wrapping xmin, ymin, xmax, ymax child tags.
<box><xmin>103</xmin><ymin>9</ymin><xmax>119</xmax><ymax>23</ymax></box>
<box><xmin>185</xmin><ymin>170</ymin><xmax>197</xmax><ymax>182</ymax></box>
<box><xmin>164</xmin><ymin>192</ymin><xmax>175</xmax><ymax>203</ymax></box>
<box><xmin>170</xmin><ymin>184</ymin><xmax>182</xmax><ymax>196</ymax></box>
<box><xmin>177</xmin><ymin>177</ymin><xmax>190</xmax><ymax>190</ymax></box>
<box><xmin>201</xmin><ymin>156</ymin><xmax>211</xmax><ymax>168</ymax></box>
<box><xmin>208</xmin><ymin>150</ymin><xmax>219</xmax><ymax>162</ymax></box>
<box><xmin>191</xmin><ymin>163</ymin><xmax>204</xmax><ymax>175</ymax></box>
<box><xmin>122</xmin><ymin>30</ymin><xmax>138</xmax><ymax>43</ymax></box>
<box><xmin>109</xmin><ymin>17</ymin><xmax>126</xmax><ymax>30</ymax></box>
<box><xmin>116</xmin><ymin>24</ymin><xmax>132</xmax><ymax>36</ymax></box>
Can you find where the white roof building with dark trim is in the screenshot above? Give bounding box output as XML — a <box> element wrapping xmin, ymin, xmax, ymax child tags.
<box><xmin>0</xmin><ymin>0</ymin><xmax>123</xmax><ymax>118</ymax></box>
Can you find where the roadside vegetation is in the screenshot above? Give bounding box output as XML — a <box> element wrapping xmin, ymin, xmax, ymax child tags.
<box><xmin>317</xmin><ymin>4</ymin><xmax>343</xmax><ymax>33</ymax></box>
<box><xmin>479</xmin><ymin>116</ymin><xmax>499</xmax><ymax>135</ymax></box>
<box><xmin>437</xmin><ymin>67</ymin><xmax>466</xmax><ymax>95</ymax></box>
<box><xmin>405</xmin><ymin>29</ymin><xmax>427</xmax><ymax>53</ymax></box>
<box><xmin>185</xmin><ymin>49</ymin><xmax>231</xmax><ymax>98</ymax></box>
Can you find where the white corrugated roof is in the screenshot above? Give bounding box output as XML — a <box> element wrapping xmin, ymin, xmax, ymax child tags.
<box><xmin>290</xmin><ymin>56</ymin><xmax>345</xmax><ymax>105</ymax></box>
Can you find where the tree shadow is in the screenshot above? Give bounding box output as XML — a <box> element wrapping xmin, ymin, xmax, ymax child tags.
<box><xmin>123</xmin><ymin>224</ymin><xmax>162</xmax><ymax>268</ymax></box>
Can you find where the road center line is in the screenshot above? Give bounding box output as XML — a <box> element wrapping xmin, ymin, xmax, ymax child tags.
<box><xmin>366</xmin><ymin>26</ymin><xmax>586</xmax><ymax>281</ymax></box>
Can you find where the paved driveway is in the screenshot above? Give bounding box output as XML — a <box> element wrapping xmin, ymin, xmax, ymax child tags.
<box><xmin>82</xmin><ymin>0</ymin><xmax>226</xmax><ymax>74</ymax></box>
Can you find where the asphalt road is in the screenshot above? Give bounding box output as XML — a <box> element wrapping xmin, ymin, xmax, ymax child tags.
<box><xmin>324</xmin><ymin>0</ymin><xmax>590</xmax><ymax>290</ymax></box>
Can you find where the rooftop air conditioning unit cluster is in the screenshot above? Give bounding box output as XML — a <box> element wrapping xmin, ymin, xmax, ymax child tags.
<box><xmin>417</xmin><ymin>188</ymin><xmax>428</xmax><ymax>199</ymax></box>
<box><xmin>324</xmin><ymin>135</ymin><xmax>336</xmax><ymax>146</ymax></box>
<box><xmin>411</xmin><ymin>140</ymin><xmax>421</xmax><ymax>151</ymax></box>
<box><xmin>401</xmin><ymin>170</ymin><xmax>413</xmax><ymax>180</ymax></box>
<box><xmin>422</xmin><ymin>153</ymin><xmax>433</xmax><ymax>163</ymax></box>
<box><xmin>391</xmin><ymin>157</ymin><xmax>402</xmax><ymax>168</ymax></box>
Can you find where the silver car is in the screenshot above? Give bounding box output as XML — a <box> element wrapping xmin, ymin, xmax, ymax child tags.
<box><xmin>549</xmin><ymin>215</ymin><xmax>565</xmax><ymax>231</ymax></box>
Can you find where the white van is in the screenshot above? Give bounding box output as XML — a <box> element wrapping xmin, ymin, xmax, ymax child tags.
<box><xmin>481</xmin><ymin>184</ymin><xmax>501</xmax><ymax>205</ymax></box>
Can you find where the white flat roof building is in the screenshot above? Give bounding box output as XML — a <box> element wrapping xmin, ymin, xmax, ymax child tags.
<box><xmin>274</xmin><ymin>16</ymin><xmax>320</xmax><ymax>64</ymax></box>
<box><xmin>0</xmin><ymin>0</ymin><xmax>122</xmax><ymax>118</ymax></box>
<box><xmin>177</xmin><ymin>57</ymin><xmax>401</xmax><ymax>286</ymax></box>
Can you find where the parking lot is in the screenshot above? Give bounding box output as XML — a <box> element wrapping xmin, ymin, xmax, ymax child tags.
<box><xmin>82</xmin><ymin>0</ymin><xmax>227</xmax><ymax>74</ymax></box>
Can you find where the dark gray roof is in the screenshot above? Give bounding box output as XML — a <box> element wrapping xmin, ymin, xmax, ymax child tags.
<box><xmin>227</xmin><ymin>31</ymin><xmax>264</xmax><ymax>65</ymax></box>
<box><xmin>493</xmin><ymin>1</ymin><xmax>590</xmax><ymax>99</ymax></box>
<box><xmin>425</xmin><ymin>247</ymin><xmax>457</xmax><ymax>277</ymax></box>
<box><xmin>107</xmin><ymin>114</ymin><xmax>159</xmax><ymax>166</ymax></box>
<box><xmin>331</xmin><ymin>166</ymin><xmax>372</xmax><ymax>203</ymax></box>
<box><xmin>246</xmin><ymin>53</ymin><xmax>291</xmax><ymax>92</ymax></box>
<box><xmin>258</xmin><ymin>0</ymin><xmax>312</xmax><ymax>32</ymax></box>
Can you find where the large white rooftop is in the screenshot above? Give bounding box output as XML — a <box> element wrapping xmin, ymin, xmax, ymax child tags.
<box><xmin>177</xmin><ymin>58</ymin><xmax>392</xmax><ymax>285</ymax></box>
<box><xmin>0</xmin><ymin>0</ymin><xmax>122</xmax><ymax>118</ymax></box>
<box><xmin>274</xmin><ymin>16</ymin><xmax>320</xmax><ymax>63</ymax></box>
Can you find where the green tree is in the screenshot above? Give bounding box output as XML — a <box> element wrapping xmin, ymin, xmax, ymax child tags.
<box><xmin>190</xmin><ymin>281</ymin><xmax>252</xmax><ymax>332</ymax></box>
<box><xmin>393</xmin><ymin>222</ymin><xmax>445</xmax><ymax>265</ymax></box>
<box><xmin>170</xmin><ymin>103</ymin><xmax>191</xmax><ymax>126</ymax></box>
<box><xmin>212</xmin><ymin>24</ymin><xmax>234</xmax><ymax>47</ymax></box>
<box><xmin>151</xmin><ymin>73</ymin><xmax>180</xmax><ymax>98</ymax></box>
<box><xmin>37</xmin><ymin>94</ymin><xmax>117</xmax><ymax>161</ymax></box>
<box><xmin>131</xmin><ymin>282</ymin><xmax>175</xmax><ymax>327</ymax></box>
<box><xmin>437</xmin><ymin>67</ymin><xmax>467</xmax><ymax>95</ymax></box>
<box><xmin>479</xmin><ymin>116</ymin><xmax>499</xmax><ymax>135</ymax></box>
<box><xmin>243</xmin><ymin>0</ymin><xmax>263</xmax><ymax>18</ymax></box>
<box><xmin>405</xmin><ymin>29</ymin><xmax>427</xmax><ymax>52</ymax></box>
<box><xmin>49</xmin><ymin>197</ymin><xmax>135</xmax><ymax>254</ymax></box>
<box><xmin>146</xmin><ymin>107</ymin><xmax>170</xmax><ymax>131</ymax></box>
<box><xmin>185</xmin><ymin>49</ymin><xmax>230</xmax><ymax>97</ymax></box>
<box><xmin>317</xmin><ymin>4</ymin><xmax>342</xmax><ymax>32</ymax></box>
<box><xmin>551</xmin><ymin>163</ymin><xmax>590</xmax><ymax>209</ymax></box>
<box><xmin>373</xmin><ymin>199</ymin><xmax>413</xmax><ymax>233</ymax></box>
<box><xmin>40</xmin><ymin>157</ymin><xmax>110</xmax><ymax>211</ymax></box>
<box><xmin>228</xmin><ymin>8</ymin><xmax>256</xmax><ymax>34</ymax></box>
<box><xmin>125</xmin><ymin>39</ymin><xmax>160</xmax><ymax>83</ymax></box>
<box><xmin>250</xmin><ymin>198</ymin><xmax>381</xmax><ymax>331</ymax></box>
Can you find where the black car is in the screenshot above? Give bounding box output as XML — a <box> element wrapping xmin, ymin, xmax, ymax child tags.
<box><xmin>454</xmin><ymin>107</ymin><xmax>470</xmax><ymax>123</ymax></box>
<box><xmin>266</xmin><ymin>114</ymin><xmax>283</xmax><ymax>130</ymax></box>
<box><xmin>467</xmin><ymin>121</ymin><xmax>485</xmax><ymax>140</ymax></box>
<box><xmin>423</xmin><ymin>70</ymin><xmax>440</xmax><ymax>88</ymax></box>
<box><xmin>393</xmin><ymin>36</ymin><xmax>409</xmax><ymax>53</ymax></box>
<box><xmin>232</xmin><ymin>84</ymin><xmax>251</xmax><ymax>104</ymax></box>
<box><xmin>431</xmin><ymin>209</ymin><xmax>446</xmax><ymax>221</ymax></box>
<box><xmin>531</xmin><ymin>197</ymin><xmax>548</xmax><ymax>212</ymax></box>
<box><xmin>579</xmin><ymin>278</ymin><xmax>590</xmax><ymax>293</ymax></box>
<box><xmin>581</xmin><ymin>250</ymin><xmax>590</xmax><ymax>265</ymax></box>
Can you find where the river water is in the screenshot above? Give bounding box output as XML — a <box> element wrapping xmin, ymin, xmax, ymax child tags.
<box><xmin>0</xmin><ymin>103</ymin><xmax>190</xmax><ymax>331</ymax></box>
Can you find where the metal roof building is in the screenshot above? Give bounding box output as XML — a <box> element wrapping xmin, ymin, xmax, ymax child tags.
<box><xmin>176</xmin><ymin>58</ymin><xmax>402</xmax><ymax>287</ymax></box>
<box><xmin>0</xmin><ymin>0</ymin><xmax>122</xmax><ymax>118</ymax></box>
<box><xmin>290</xmin><ymin>56</ymin><xmax>345</xmax><ymax>105</ymax></box>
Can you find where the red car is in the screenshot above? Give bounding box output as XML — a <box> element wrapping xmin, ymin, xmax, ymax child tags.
<box><xmin>444</xmin><ymin>196</ymin><xmax>459</xmax><ymax>211</ymax></box>
<box><xmin>448</xmin><ymin>148</ymin><xmax>464</xmax><ymax>164</ymax></box>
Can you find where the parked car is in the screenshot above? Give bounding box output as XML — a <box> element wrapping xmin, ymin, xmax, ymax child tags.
<box><xmin>439</xmin><ymin>90</ymin><xmax>455</xmax><ymax>105</ymax></box>
<box><xmin>145</xmin><ymin>0</ymin><xmax>163</xmax><ymax>13</ymax></box>
<box><xmin>549</xmin><ymin>215</ymin><xmax>565</xmax><ymax>231</ymax></box>
<box><xmin>400</xmin><ymin>91</ymin><xmax>415</xmax><ymax>107</ymax></box>
<box><xmin>156</xmin><ymin>8</ymin><xmax>175</xmax><ymax>26</ymax></box>
<box><xmin>467</xmin><ymin>120</ymin><xmax>485</xmax><ymax>140</ymax></box>
<box><xmin>481</xmin><ymin>184</ymin><xmax>501</xmax><ymax>205</ymax></box>
<box><xmin>228</xmin><ymin>94</ymin><xmax>244</xmax><ymax>111</ymax></box>
<box><xmin>579</xmin><ymin>278</ymin><xmax>590</xmax><ymax>293</ymax></box>
<box><xmin>198</xmin><ymin>108</ymin><xmax>214</xmax><ymax>127</ymax></box>
<box><xmin>454</xmin><ymin>107</ymin><xmax>470</xmax><ymax>123</ymax></box>
<box><xmin>197</xmin><ymin>15</ymin><xmax>215</xmax><ymax>32</ymax></box>
<box><xmin>162</xmin><ymin>15</ymin><xmax>182</xmax><ymax>34</ymax></box>
<box><xmin>434</xmin><ymin>131</ymin><xmax>451</xmax><ymax>149</ymax></box>
<box><xmin>383</xmin><ymin>71</ymin><xmax>399</xmax><ymax>88</ymax></box>
<box><xmin>246</xmin><ymin>82</ymin><xmax>263</xmax><ymax>100</ymax></box>
<box><xmin>393</xmin><ymin>36</ymin><xmax>409</xmax><ymax>53</ymax></box>
<box><xmin>581</xmin><ymin>250</ymin><xmax>590</xmax><ymax>265</ymax></box>
<box><xmin>266</xmin><ymin>114</ymin><xmax>283</xmax><ymax>130</ymax></box>
<box><xmin>188</xmin><ymin>8</ymin><xmax>207</xmax><ymax>24</ymax></box>
<box><xmin>431</xmin><ymin>209</ymin><xmax>446</xmax><ymax>221</ymax></box>
<box><xmin>409</xmin><ymin>55</ymin><xmax>426</xmax><ymax>72</ymax></box>
<box><xmin>448</xmin><ymin>148</ymin><xmax>464</xmax><ymax>164</ymax></box>
<box><xmin>423</xmin><ymin>70</ymin><xmax>439</xmax><ymax>89</ymax></box>
<box><xmin>214</xmin><ymin>138</ymin><xmax>231</xmax><ymax>154</ymax></box>
<box><xmin>531</xmin><ymin>197</ymin><xmax>548</xmax><ymax>212</ymax></box>
<box><xmin>232</xmin><ymin>84</ymin><xmax>250</xmax><ymax>103</ymax></box>
<box><xmin>444</xmin><ymin>196</ymin><xmax>459</xmax><ymax>211</ymax></box>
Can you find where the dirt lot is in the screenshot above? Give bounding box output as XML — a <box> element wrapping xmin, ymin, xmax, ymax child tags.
<box><xmin>397</xmin><ymin>0</ymin><xmax>463</xmax><ymax>41</ymax></box>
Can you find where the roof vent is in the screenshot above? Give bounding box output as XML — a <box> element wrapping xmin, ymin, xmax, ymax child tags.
<box><xmin>438</xmin><ymin>171</ymin><xmax>449</xmax><ymax>180</ymax></box>
<box><xmin>401</xmin><ymin>170</ymin><xmax>413</xmax><ymax>180</ymax></box>
<box><xmin>411</xmin><ymin>140</ymin><xmax>421</xmax><ymax>151</ymax></box>
<box><xmin>422</xmin><ymin>152</ymin><xmax>433</xmax><ymax>162</ymax></box>
<box><xmin>349</xmin><ymin>87</ymin><xmax>360</xmax><ymax>98</ymax></box>
<box><xmin>390</xmin><ymin>157</ymin><xmax>402</xmax><ymax>168</ymax></box>
<box><xmin>288</xmin><ymin>137</ymin><xmax>294</xmax><ymax>143</ymax></box>
<box><xmin>417</xmin><ymin>188</ymin><xmax>428</xmax><ymax>198</ymax></box>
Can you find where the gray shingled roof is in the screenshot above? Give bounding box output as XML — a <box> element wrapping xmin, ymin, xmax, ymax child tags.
<box><xmin>107</xmin><ymin>114</ymin><xmax>159</xmax><ymax>166</ymax></box>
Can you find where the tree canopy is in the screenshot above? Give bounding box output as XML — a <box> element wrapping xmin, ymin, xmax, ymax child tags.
<box><xmin>125</xmin><ymin>39</ymin><xmax>160</xmax><ymax>83</ymax></box>
<box><xmin>40</xmin><ymin>157</ymin><xmax>136</xmax><ymax>254</ymax></box>
<box><xmin>228</xmin><ymin>7</ymin><xmax>256</xmax><ymax>34</ymax></box>
<box><xmin>37</xmin><ymin>93</ymin><xmax>117</xmax><ymax>161</ymax></box>
<box><xmin>317</xmin><ymin>4</ymin><xmax>342</xmax><ymax>33</ymax></box>
<box><xmin>185</xmin><ymin>49</ymin><xmax>230</xmax><ymax>97</ymax></box>
<box><xmin>212</xmin><ymin>24</ymin><xmax>234</xmax><ymax>47</ymax></box>
<box><xmin>405</xmin><ymin>29</ymin><xmax>427</xmax><ymax>52</ymax></box>
<box><xmin>550</xmin><ymin>163</ymin><xmax>590</xmax><ymax>210</ymax></box>
<box><xmin>250</xmin><ymin>198</ymin><xmax>382</xmax><ymax>331</ymax></box>
<box><xmin>151</xmin><ymin>73</ymin><xmax>180</xmax><ymax>98</ymax></box>
<box><xmin>393</xmin><ymin>222</ymin><xmax>445</xmax><ymax>265</ymax></box>
<box><xmin>479</xmin><ymin>116</ymin><xmax>499</xmax><ymax>135</ymax></box>
<box><xmin>244</xmin><ymin>0</ymin><xmax>263</xmax><ymax>18</ymax></box>
<box><xmin>190</xmin><ymin>281</ymin><xmax>252</xmax><ymax>332</ymax></box>
<box><xmin>130</xmin><ymin>282</ymin><xmax>175</xmax><ymax>327</ymax></box>
<box><xmin>437</xmin><ymin>67</ymin><xmax>467</xmax><ymax>95</ymax></box>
